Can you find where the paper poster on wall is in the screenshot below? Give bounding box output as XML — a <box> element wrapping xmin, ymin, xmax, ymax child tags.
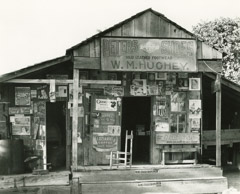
<box><xmin>147</xmin><ymin>85</ymin><xmax>158</xmax><ymax>95</ymax></box>
<box><xmin>190</xmin><ymin>118</ymin><xmax>201</xmax><ymax>132</ymax></box>
<box><xmin>130</xmin><ymin>79</ymin><xmax>147</xmax><ymax>96</ymax></box>
<box><xmin>57</xmin><ymin>86</ymin><xmax>68</xmax><ymax>97</ymax></box>
<box><xmin>189</xmin><ymin>99</ymin><xmax>202</xmax><ymax>118</ymax></box>
<box><xmin>15</xmin><ymin>87</ymin><xmax>31</xmax><ymax>106</ymax></box>
<box><xmin>11</xmin><ymin>116</ymin><xmax>31</xmax><ymax>135</ymax></box>
<box><xmin>171</xmin><ymin>92</ymin><xmax>186</xmax><ymax>112</ymax></box>
<box><xmin>93</xmin><ymin>133</ymin><xmax>118</xmax><ymax>152</ymax></box>
<box><xmin>31</xmin><ymin>90</ymin><xmax>37</xmax><ymax>99</ymax></box>
<box><xmin>104</xmin><ymin>86</ymin><xmax>124</xmax><ymax>97</ymax></box>
<box><xmin>69</xmin><ymin>84</ymin><xmax>82</xmax><ymax>103</ymax></box>
<box><xmin>37</xmin><ymin>85</ymin><xmax>49</xmax><ymax>100</ymax></box>
<box><xmin>95</xmin><ymin>99</ymin><xmax>117</xmax><ymax>111</ymax></box>
<box><xmin>189</xmin><ymin>78</ymin><xmax>200</xmax><ymax>91</ymax></box>
<box><xmin>155</xmin><ymin>122</ymin><xmax>169</xmax><ymax>132</ymax></box>
<box><xmin>108</xmin><ymin>125</ymin><xmax>121</xmax><ymax>136</ymax></box>
<box><xmin>99</xmin><ymin>112</ymin><xmax>116</xmax><ymax>125</ymax></box>
<box><xmin>9</xmin><ymin>107</ymin><xmax>33</xmax><ymax>115</ymax></box>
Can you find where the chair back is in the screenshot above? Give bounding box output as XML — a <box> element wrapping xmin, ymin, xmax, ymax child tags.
<box><xmin>125</xmin><ymin>130</ymin><xmax>133</xmax><ymax>155</ymax></box>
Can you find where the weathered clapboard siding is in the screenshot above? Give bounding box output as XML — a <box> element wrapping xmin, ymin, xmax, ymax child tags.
<box><xmin>122</xmin><ymin>20</ymin><xmax>135</xmax><ymax>36</ymax></box>
<box><xmin>71</xmin><ymin>9</ymin><xmax>222</xmax><ymax>62</ymax></box>
<box><xmin>73</xmin><ymin>11</ymin><xmax>198</xmax><ymax>58</ymax></box>
<box><xmin>73</xmin><ymin>44</ymin><xmax>90</xmax><ymax>57</ymax></box>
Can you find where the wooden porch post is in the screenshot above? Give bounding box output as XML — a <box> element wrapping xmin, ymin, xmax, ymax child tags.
<box><xmin>72</xmin><ymin>69</ymin><xmax>79</xmax><ymax>170</ymax></box>
<box><xmin>216</xmin><ymin>74</ymin><xmax>221</xmax><ymax>167</ymax></box>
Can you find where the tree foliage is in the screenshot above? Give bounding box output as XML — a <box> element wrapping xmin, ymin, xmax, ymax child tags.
<box><xmin>192</xmin><ymin>18</ymin><xmax>240</xmax><ymax>83</ymax></box>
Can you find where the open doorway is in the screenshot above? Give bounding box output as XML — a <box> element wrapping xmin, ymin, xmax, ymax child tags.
<box><xmin>46</xmin><ymin>101</ymin><xmax>66</xmax><ymax>170</ymax></box>
<box><xmin>121</xmin><ymin>97</ymin><xmax>151</xmax><ymax>164</ymax></box>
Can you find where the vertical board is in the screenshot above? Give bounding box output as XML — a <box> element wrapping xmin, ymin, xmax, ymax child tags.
<box><xmin>134</xmin><ymin>14</ymin><xmax>147</xmax><ymax>36</ymax></box>
<box><xmin>72</xmin><ymin>69</ymin><xmax>79</xmax><ymax>169</ymax></box>
<box><xmin>111</xmin><ymin>28</ymin><xmax>122</xmax><ymax>36</ymax></box>
<box><xmin>122</xmin><ymin>20</ymin><xmax>135</xmax><ymax>36</ymax></box>
<box><xmin>147</xmin><ymin>12</ymin><xmax>160</xmax><ymax>37</ymax></box>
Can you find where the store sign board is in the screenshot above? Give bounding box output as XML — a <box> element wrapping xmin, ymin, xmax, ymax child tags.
<box><xmin>101</xmin><ymin>38</ymin><xmax>197</xmax><ymax>72</ymax></box>
<box><xmin>156</xmin><ymin>132</ymin><xmax>200</xmax><ymax>144</ymax></box>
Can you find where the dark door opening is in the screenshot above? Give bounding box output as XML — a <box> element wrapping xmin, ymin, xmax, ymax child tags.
<box><xmin>121</xmin><ymin>97</ymin><xmax>151</xmax><ymax>164</ymax></box>
<box><xmin>46</xmin><ymin>102</ymin><xmax>66</xmax><ymax>170</ymax></box>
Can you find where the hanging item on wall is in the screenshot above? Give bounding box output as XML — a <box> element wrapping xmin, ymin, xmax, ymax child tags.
<box><xmin>9</xmin><ymin>107</ymin><xmax>33</xmax><ymax>115</ymax></box>
<box><xmin>69</xmin><ymin>84</ymin><xmax>82</xmax><ymax>103</ymax></box>
<box><xmin>130</xmin><ymin>79</ymin><xmax>147</xmax><ymax>96</ymax></box>
<box><xmin>11</xmin><ymin>115</ymin><xmax>31</xmax><ymax>135</ymax></box>
<box><xmin>155</xmin><ymin>96</ymin><xmax>168</xmax><ymax>117</ymax></box>
<box><xmin>165</xmin><ymin>84</ymin><xmax>173</xmax><ymax>95</ymax></box>
<box><xmin>166</xmin><ymin>73</ymin><xmax>176</xmax><ymax>84</ymax></box>
<box><xmin>177</xmin><ymin>77</ymin><xmax>189</xmax><ymax>90</ymax></box>
<box><xmin>57</xmin><ymin>86</ymin><xmax>68</xmax><ymax>97</ymax></box>
<box><xmin>155</xmin><ymin>121</ymin><xmax>169</xmax><ymax>132</ymax></box>
<box><xmin>155</xmin><ymin>72</ymin><xmax>167</xmax><ymax>80</ymax></box>
<box><xmin>15</xmin><ymin>87</ymin><xmax>31</xmax><ymax>106</ymax></box>
<box><xmin>189</xmin><ymin>99</ymin><xmax>202</xmax><ymax>118</ymax></box>
<box><xmin>49</xmin><ymin>79</ymin><xmax>56</xmax><ymax>102</ymax></box>
<box><xmin>157</xmin><ymin>81</ymin><xmax>165</xmax><ymax>95</ymax></box>
<box><xmin>108</xmin><ymin>125</ymin><xmax>121</xmax><ymax>136</ymax></box>
<box><xmin>189</xmin><ymin>78</ymin><xmax>200</xmax><ymax>91</ymax></box>
<box><xmin>171</xmin><ymin>92</ymin><xmax>186</xmax><ymax>112</ymax></box>
<box><xmin>104</xmin><ymin>86</ymin><xmax>124</xmax><ymax>97</ymax></box>
<box><xmin>31</xmin><ymin>90</ymin><xmax>37</xmax><ymax>99</ymax></box>
<box><xmin>37</xmin><ymin>85</ymin><xmax>49</xmax><ymax>100</ymax></box>
<box><xmin>190</xmin><ymin>118</ymin><xmax>201</xmax><ymax>132</ymax></box>
<box><xmin>93</xmin><ymin>133</ymin><xmax>118</xmax><ymax>152</ymax></box>
<box><xmin>95</xmin><ymin>98</ymin><xmax>117</xmax><ymax>111</ymax></box>
<box><xmin>147</xmin><ymin>85</ymin><xmax>158</xmax><ymax>95</ymax></box>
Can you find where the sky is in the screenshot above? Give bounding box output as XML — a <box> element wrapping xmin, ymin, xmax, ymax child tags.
<box><xmin>1</xmin><ymin>0</ymin><xmax>240</xmax><ymax>75</ymax></box>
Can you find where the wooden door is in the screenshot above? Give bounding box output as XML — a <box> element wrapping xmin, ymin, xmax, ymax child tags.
<box><xmin>83</xmin><ymin>93</ymin><xmax>122</xmax><ymax>165</ymax></box>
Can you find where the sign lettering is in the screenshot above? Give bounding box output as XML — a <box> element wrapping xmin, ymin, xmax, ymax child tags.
<box><xmin>101</xmin><ymin>38</ymin><xmax>197</xmax><ymax>72</ymax></box>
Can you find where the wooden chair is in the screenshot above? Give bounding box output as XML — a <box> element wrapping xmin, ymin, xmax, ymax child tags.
<box><xmin>110</xmin><ymin>130</ymin><xmax>133</xmax><ymax>169</ymax></box>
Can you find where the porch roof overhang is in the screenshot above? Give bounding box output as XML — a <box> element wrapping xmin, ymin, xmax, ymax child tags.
<box><xmin>0</xmin><ymin>55</ymin><xmax>72</xmax><ymax>83</ymax></box>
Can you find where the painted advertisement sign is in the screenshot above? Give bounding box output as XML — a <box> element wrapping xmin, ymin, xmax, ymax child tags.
<box><xmin>93</xmin><ymin>133</ymin><xmax>118</xmax><ymax>152</ymax></box>
<box><xmin>101</xmin><ymin>38</ymin><xmax>197</xmax><ymax>72</ymax></box>
<box><xmin>156</xmin><ymin>132</ymin><xmax>200</xmax><ymax>144</ymax></box>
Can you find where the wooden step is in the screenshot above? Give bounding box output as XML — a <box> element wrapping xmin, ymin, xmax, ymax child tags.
<box><xmin>79</xmin><ymin>176</ymin><xmax>228</xmax><ymax>194</ymax></box>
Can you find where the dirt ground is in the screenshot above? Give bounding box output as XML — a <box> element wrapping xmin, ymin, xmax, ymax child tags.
<box><xmin>223</xmin><ymin>168</ymin><xmax>240</xmax><ymax>191</ymax></box>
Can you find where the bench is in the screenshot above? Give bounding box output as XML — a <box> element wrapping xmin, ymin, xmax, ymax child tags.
<box><xmin>160</xmin><ymin>147</ymin><xmax>198</xmax><ymax>165</ymax></box>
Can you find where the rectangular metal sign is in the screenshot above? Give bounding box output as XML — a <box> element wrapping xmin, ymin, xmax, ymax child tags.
<box><xmin>101</xmin><ymin>38</ymin><xmax>197</xmax><ymax>72</ymax></box>
<box><xmin>156</xmin><ymin>132</ymin><xmax>200</xmax><ymax>144</ymax></box>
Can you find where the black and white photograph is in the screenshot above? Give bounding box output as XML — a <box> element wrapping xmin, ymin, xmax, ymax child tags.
<box><xmin>0</xmin><ymin>0</ymin><xmax>240</xmax><ymax>193</ymax></box>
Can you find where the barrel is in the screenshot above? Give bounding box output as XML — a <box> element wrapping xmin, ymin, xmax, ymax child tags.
<box><xmin>0</xmin><ymin>139</ymin><xmax>24</xmax><ymax>175</ymax></box>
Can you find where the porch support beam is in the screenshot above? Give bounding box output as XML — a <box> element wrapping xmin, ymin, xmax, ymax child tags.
<box><xmin>216</xmin><ymin>74</ymin><xmax>221</xmax><ymax>167</ymax></box>
<box><xmin>72</xmin><ymin>69</ymin><xmax>79</xmax><ymax>170</ymax></box>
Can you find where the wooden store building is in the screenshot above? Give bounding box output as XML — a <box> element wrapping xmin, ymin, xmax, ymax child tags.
<box><xmin>1</xmin><ymin>8</ymin><xmax>240</xmax><ymax>175</ymax></box>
